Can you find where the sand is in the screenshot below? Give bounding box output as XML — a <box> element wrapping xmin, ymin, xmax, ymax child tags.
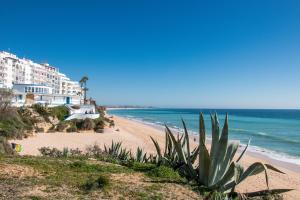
<box><xmin>10</xmin><ymin>116</ymin><xmax>300</xmax><ymax>199</ymax></box>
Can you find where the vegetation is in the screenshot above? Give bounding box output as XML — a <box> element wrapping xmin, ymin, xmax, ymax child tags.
<box><xmin>0</xmin><ymin>89</ymin><xmax>36</xmax><ymax>150</ymax></box>
<box><xmin>150</xmin><ymin>113</ymin><xmax>291</xmax><ymax>198</ymax></box>
<box><xmin>49</xmin><ymin>105</ymin><xmax>69</xmax><ymax>121</ymax></box>
<box><xmin>0</xmin><ymin>155</ymin><xmax>199</xmax><ymax>199</ymax></box>
<box><xmin>0</xmin><ymin>92</ymin><xmax>291</xmax><ymax>200</ymax></box>
<box><xmin>36</xmin><ymin>136</ymin><xmax>289</xmax><ymax>199</ymax></box>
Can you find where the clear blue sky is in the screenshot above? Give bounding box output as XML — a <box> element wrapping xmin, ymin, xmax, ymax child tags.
<box><xmin>1</xmin><ymin>0</ymin><xmax>300</xmax><ymax>108</ymax></box>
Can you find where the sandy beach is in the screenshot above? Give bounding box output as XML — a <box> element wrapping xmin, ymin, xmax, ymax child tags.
<box><xmin>11</xmin><ymin>116</ymin><xmax>300</xmax><ymax>199</ymax></box>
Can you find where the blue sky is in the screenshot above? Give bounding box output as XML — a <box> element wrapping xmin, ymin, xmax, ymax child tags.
<box><xmin>1</xmin><ymin>0</ymin><xmax>300</xmax><ymax>108</ymax></box>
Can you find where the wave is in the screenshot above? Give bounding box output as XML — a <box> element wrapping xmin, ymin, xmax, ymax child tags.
<box><xmin>247</xmin><ymin>145</ymin><xmax>300</xmax><ymax>166</ymax></box>
<box><xmin>231</xmin><ymin>128</ymin><xmax>300</xmax><ymax>145</ymax></box>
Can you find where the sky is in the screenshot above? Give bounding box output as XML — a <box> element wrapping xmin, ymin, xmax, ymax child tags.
<box><xmin>0</xmin><ymin>0</ymin><xmax>300</xmax><ymax>108</ymax></box>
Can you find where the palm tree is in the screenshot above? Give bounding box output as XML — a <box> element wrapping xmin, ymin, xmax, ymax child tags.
<box><xmin>79</xmin><ymin>76</ymin><xmax>89</xmax><ymax>104</ymax></box>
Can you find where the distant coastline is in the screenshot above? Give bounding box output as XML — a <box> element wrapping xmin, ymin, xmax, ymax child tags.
<box><xmin>106</xmin><ymin>106</ymin><xmax>154</xmax><ymax>110</ymax></box>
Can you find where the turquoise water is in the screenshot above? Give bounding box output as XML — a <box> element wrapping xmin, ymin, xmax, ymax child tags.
<box><xmin>108</xmin><ymin>108</ymin><xmax>300</xmax><ymax>164</ymax></box>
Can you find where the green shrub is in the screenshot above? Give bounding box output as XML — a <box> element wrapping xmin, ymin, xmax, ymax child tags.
<box><xmin>147</xmin><ymin>165</ymin><xmax>182</xmax><ymax>181</ymax></box>
<box><xmin>56</xmin><ymin>122</ymin><xmax>68</xmax><ymax>132</ymax></box>
<box><xmin>85</xmin><ymin>144</ymin><xmax>103</xmax><ymax>157</ymax></box>
<box><xmin>49</xmin><ymin>106</ymin><xmax>69</xmax><ymax>121</ymax></box>
<box><xmin>81</xmin><ymin>118</ymin><xmax>95</xmax><ymax>130</ymax></box>
<box><xmin>81</xmin><ymin>175</ymin><xmax>110</xmax><ymax>191</ymax></box>
<box><xmin>0</xmin><ymin>136</ymin><xmax>14</xmax><ymax>155</ymax></box>
<box><xmin>0</xmin><ymin>109</ymin><xmax>28</xmax><ymax>139</ymax></box>
<box><xmin>127</xmin><ymin>162</ymin><xmax>156</xmax><ymax>172</ymax></box>
<box><xmin>94</xmin><ymin>118</ymin><xmax>105</xmax><ymax>132</ymax></box>
<box><xmin>39</xmin><ymin>147</ymin><xmax>63</xmax><ymax>157</ymax></box>
<box><xmin>70</xmin><ymin>148</ymin><xmax>83</xmax><ymax>156</ymax></box>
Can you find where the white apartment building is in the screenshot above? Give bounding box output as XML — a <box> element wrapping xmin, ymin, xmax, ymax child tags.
<box><xmin>0</xmin><ymin>51</ymin><xmax>82</xmax><ymax>106</ymax></box>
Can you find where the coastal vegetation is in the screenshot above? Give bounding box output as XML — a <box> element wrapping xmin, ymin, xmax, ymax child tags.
<box><xmin>33</xmin><ymin>124</ymin><xmax>288</xmax><ymax>200</ymax></box>
<box><xmin>150</xmin><ymin>114</ymin><xmax>291</xmax><ymax>198</ymax></box>
<box><xmin>0</xmin><ymin>90</ymin><xmax>290</xmax><ymax>199</ymax></box>
<box><xmin>0</xmin><ymin>89</ymin><xmax>114</xmax><ymax>155</ymax></box>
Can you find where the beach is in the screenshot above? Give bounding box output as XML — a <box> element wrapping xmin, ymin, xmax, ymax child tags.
<box><xmin>11</xmin><ymin>116</ymin><xmax>300</xmax><ymax>199</ymax></box>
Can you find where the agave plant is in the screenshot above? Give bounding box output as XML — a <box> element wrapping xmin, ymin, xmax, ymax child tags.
<box><xmin>104</xmin><ymin>141</ymin><xmax>151</xmax><ymax>163</ymax></box>
<box><xmin>196</xmin><ymin>113</ymin><xmax>280</xmax><ymax>193</ymax></box>
<box><xmin>151</xmin><ymin>113</ymin><xmax>288</xmax><ymax>195</ymax></box>
<box><xmin>118</xmin><ymin>147</ymin><xmax>131</xmax><ymax>161</ymax></box>
<box><xmin>104</xmin><ymin>141</ymin><xmax>122</xmax><ymax>158</ymax></box>
<box><xmin>150</xmin><ymin>124</ymin><xmax>199</xmax><ymax>170</ymax></box>
<box><xmin>134</xmin><ymin>147</ymin><xmax>148</xmax><ymax>163</ymax></box>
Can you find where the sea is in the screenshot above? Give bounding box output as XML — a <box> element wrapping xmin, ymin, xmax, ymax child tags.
<box><xmin>108</xmin><ymin>108</ymin><xmax>300</xmax><ymax>165</ymax></box>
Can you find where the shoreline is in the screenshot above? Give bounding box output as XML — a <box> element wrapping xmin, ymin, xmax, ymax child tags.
<box><xmin>115</xmin><ymin>115</ymin><xmax>300</xmax><ymax>173</ymax></box>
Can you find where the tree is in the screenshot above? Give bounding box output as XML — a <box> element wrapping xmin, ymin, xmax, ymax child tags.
<box><xmin>79</xmin><ymin>76</ymin><xmax>89</xmax><ymax>104</ymax></box>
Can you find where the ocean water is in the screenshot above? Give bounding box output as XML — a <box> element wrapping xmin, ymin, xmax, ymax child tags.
<box><xmin>108</xmin><ymin>108</ymin><xmax>300</xmax><ymax>165</ymax></box>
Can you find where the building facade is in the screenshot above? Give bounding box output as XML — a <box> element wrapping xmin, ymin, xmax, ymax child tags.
<box><xmin>0</xmin><ymin>51</ymin><xmax>82</xmax><ymax>106</ymax></box>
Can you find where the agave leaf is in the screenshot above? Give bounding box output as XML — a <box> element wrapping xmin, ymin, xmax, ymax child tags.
<box><xmin>234</xmin><ymin>163</ymin><xmax>244</xmax><ymax>183</ymax></box>
<box><xmin>150</xmin><ymin>136</ymin><xmax>162</xmax><ymax>159</ymax></box>
<box><xmin>164</xmin><ymin>131</ymin><xmax>168</xmax><ymax>156</ymax></box>
<box><xmin>213</xmin><ymin>162</ymin><xmax>236</xmax><ymax>190</ymax></box>
<box><xmin>190</xmin><ymin>146</ymin><xmax>200</xmax><ymax>164</ymax></box>
<box><xmin>167</xmin><ymin>125</ymin><xmax>187</xmax><ymax>164</ymax></box>
<box><xmin>209</xmin><ymin>114</ymin><xmax>229</xmax><ymax>186</ymax></box>
<box><xmin>216</xmin><ymin>141</ymin><xmax>239</xmax><ymax>182</ymax></box>
<box><xmin>182</xmin><ymin>119</ymin><xmax>191</xmax><ymax>164</ymax></box>
<box><xmin>221</xmin><ymin>180</ymin><xmax>236</xmax><ymax>193</ymax></box>
<box><xmin>238</xmin><ymin>162</ymin><xmax>269</xmax><ymax>189</ymax></box>
<box><xmin>167</xmin><ymin>131</ymin><xmax>173</xmax><ymax>156</ymax></box>
<box><xmin>199</xmin><ymin>113</ymin><xmax>210</xmax><ymax>186</ymax></box>
<box><xmin>236</xmin><ymin>139</ymin><xmax>251</xmax><ymax>163</ymax></box>
<box><xmin>210</xmin><ymin>113</ymin><xmax>219</xmax><ymax>158</ymax></box>
<box><xmin>199</xmin><ymin>113</ymin><xmax>206</xmax><ymax>143</ymax></box>
<box><xmin>265</xmin><ymin>164</ymin><xmax>285</xmax><ymax>174</ymax></box>
<box><xmin>245</xmin><ymin>189</ymin><xmax>294</xmax><ymax>198</ymax></box>
<box><xmin>208</xmin><ymin>114</ymin><xmax>220</xmax><ymax>181</ymax></box>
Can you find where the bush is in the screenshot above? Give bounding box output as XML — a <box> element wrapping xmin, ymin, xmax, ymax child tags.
<box><xmin>109</xmin><ymin>120</ymin><xmax>115</xmax><ymax>128</ymax></box>
<box><xmin>85</xmin><ymin>144</ymin><xmax>103</xmax><ymax>157</ymax></box>
<box><xmin>0</xmin><ymin>136</ymin><xmax>14</xmax><ymax>155</ymax></box>
<box><xmin>39</xmin><ymin>147</ymin><xmax>63</xmax><ymax>157</ymax></box>
<box><xmin>81</xmin><ymin>118</ymin><xmax>95</xmax><ymax>130</ymax></box>
<box><xmin>32</xmin><ymin>104</ymin><xmax>50</xmax><ymax>122</ymax></box>
<box><xmin>94</xmin><ymin>118</ymin><xmax>105</xmax><ymax>132</ymax></box>
<box><xmin>56</xmin><ymin>122</ymin><xmax>68</xmax><ymax>132</ymax></box>
<box><xmin>127</xmin><ymin>162</ymin><xmax>156</xmax><ymax>172</ymax></box>
<box><xmin>70</xmin><ymin>148</ymin><xmax>83</xmax><ymax>156</ymax></box>
<box><xmin>82</xmin><ymin>175</ymin><xmax>110</xmax><ymax>191</ymax></box>
<box><xmin>0</xmin><ymin>109</ymin><xmax>28</xmax><ymax>139</ymax></box>
<box><xmin>147</xmin><ymin>165</ymin><xmax>183</xmax><ymax>181</ymax></box>
<box><xmin>66</xmin><ymin>125</ymin><xmax>78</xmax><ymax>133</ymax></box>
<box><xmin>49</xmin><ymin>106</ymin><xmax>69</xmax><ymax>121</ymax></box>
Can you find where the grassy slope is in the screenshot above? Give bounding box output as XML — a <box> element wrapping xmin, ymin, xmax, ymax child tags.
<box><xmin>0</xmin><ymin>156</ymin><xmax>201</xmax><ymax>200</ymax></box>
